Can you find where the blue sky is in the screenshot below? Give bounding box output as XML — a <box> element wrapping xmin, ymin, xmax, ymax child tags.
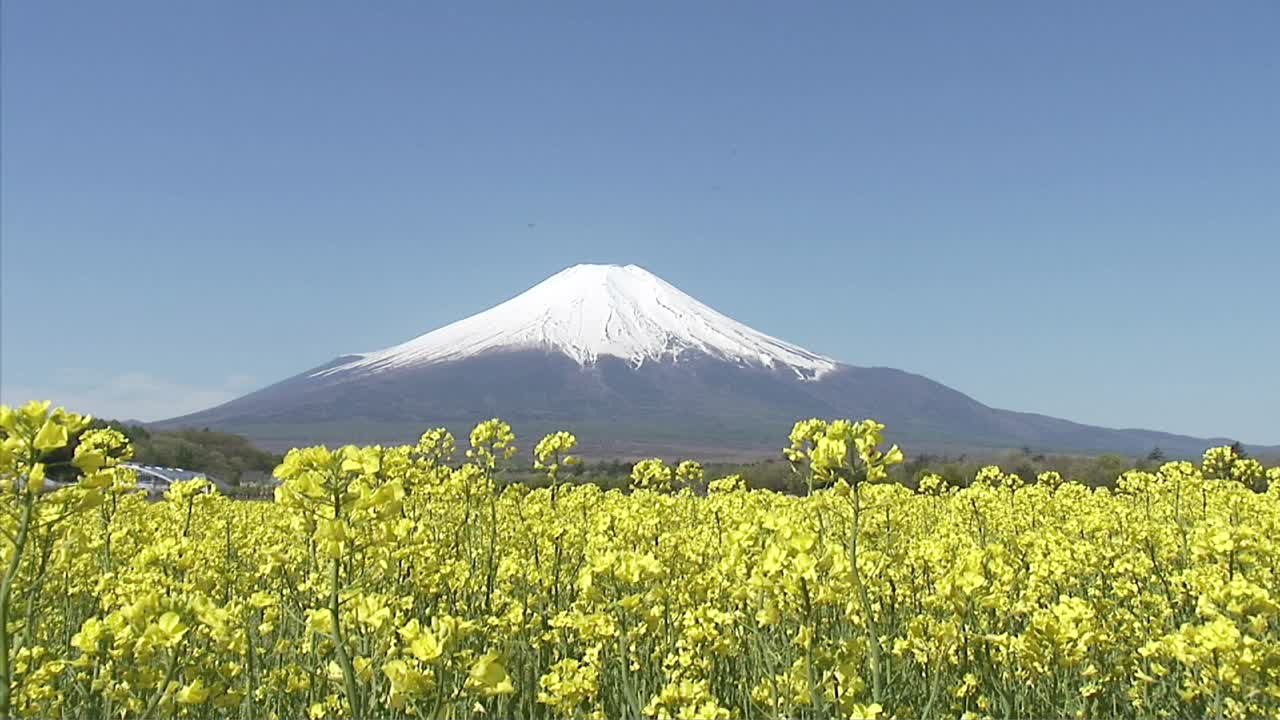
<box><xmin>2</xmin><ymin>2</ymin><xmax>1277</xmax><ymax>444</ymax></box>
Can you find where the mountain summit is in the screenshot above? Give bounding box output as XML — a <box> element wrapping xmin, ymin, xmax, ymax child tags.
<box><xmin>315</xmin><ymin>264</ymin><xmax>838</xmax><ymax>380</ymax></box>
<box><xmin>162</xmin><ymin>264</ymin><xmax>1265</xmax><ymax>458</ymax></box>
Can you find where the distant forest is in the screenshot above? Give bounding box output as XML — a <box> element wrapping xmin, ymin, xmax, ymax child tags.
<box><xmin>97</xmin><ymin>421</ymin><xmax>283</xmax><ymax>486</ymax></box>
<box><xmin>504</xmin><ymin>445</ymin><xmax>1260</xmax><ymax>495</ymax></box>
<box><xmin>62</xmin><ymin>422</ymin><xmax>1270</xmax><ymax>500</ymax></box>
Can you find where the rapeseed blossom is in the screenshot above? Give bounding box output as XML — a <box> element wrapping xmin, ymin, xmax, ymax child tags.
<box><xmin>0</xmin><ymin>402</ymin><xmax>1278</xmax><ymax>719</ymax></box>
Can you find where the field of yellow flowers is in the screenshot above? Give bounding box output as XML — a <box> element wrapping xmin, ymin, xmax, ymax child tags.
<box><xmin>2</xmin><ymin>400</ymin><xmax>1279</xmax><ymax>719</ymax></box>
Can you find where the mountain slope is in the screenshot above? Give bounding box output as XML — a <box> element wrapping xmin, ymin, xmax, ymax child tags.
<box><xmin>160</xmin><ymin>264</ymin><xmax>1273</xmax><ymax>458</ymax></box>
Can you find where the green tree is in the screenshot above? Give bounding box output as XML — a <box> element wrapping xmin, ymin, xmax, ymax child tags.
<box><xmin>174</xmin><ymin>444</ymin><xmax>197</xmax><ymax>469</ymax></box>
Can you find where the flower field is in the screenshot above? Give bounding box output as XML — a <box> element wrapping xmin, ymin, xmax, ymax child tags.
<box><xmin>2</xmin><ymin>401</ymin><xmax>1280</xmax><ymax>719</ymax></box>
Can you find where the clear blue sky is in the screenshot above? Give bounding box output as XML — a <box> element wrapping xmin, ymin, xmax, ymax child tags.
<box><xmin>2</xmin><ymin>2</ymin><xmax>1277</xmax><ymax>444</ymax></box>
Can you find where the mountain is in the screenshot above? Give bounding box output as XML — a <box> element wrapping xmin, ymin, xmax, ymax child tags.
<box><xmin>160</xmin><ymin>264</ymin><xmax>1272</xmax><ymax>458</ymax></box>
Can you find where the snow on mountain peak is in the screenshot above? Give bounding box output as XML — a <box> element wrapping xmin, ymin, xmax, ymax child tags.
<box><xmin>314</xmin><ymin>263</ymin><xmax>840</xmax><ymax>379</ymax></box>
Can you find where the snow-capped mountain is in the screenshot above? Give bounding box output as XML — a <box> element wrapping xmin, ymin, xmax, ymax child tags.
<box><xmin>162</xmin><ymin>264</ymin><xmax>1256</xmax><ymax>458</ymax></box>
<box><xmin>314</xmin><ymin>264</ymin><xmax>838</xmax><ymax>380</ymax></box>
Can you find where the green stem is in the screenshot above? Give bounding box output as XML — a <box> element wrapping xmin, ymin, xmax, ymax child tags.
<box><xmin>850</xmin><ymin>483</ymin><xmax>886</xmax><ymax>704</ymax></box>
<box><xmin>801</xmin><ymin>580</ymin><xmax>823</xmax><ymax>717</ymax></box>
<box><xmin>19</xmin><ymin>532</ymin><xmax>53</xmax><ymax>650</ymax></box>
<box><xmin>616</xmin><ymin>608</ymin><xmax>642</xmax><ymax>718</ymax></box>
<box><xmin>330</xmin><ymin>556</ymin><xmax>361</xmax><ymax>717</ymax></box>
<box><xmin>139</xmin><ymin>640</ymin><xmax>185</xmax><ymax>720</ymax></box>
<box><xmin>0</xmin><ymin>491</ymin><xmax>34</xmax><ymax>718</ymax></box>
<box><xmin>246</xmin><ymin>613</ymin><xmax>258</xmax><ymax>720</ymax></box>
<box><xmin>325</xmin><ymin>481</ymin><xmax>361</xmax><ymax>718</ymax></box>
